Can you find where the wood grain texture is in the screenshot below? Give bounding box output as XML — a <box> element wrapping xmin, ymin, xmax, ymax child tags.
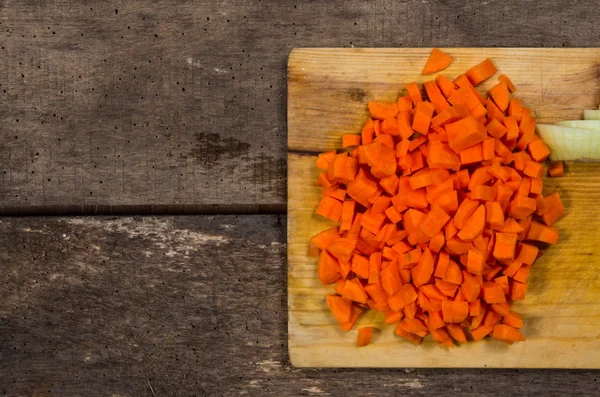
<box><xmin>288</xmin><ymin>49</ymin><xmax>600</xmax><ymax>368</ymax></box>
<box><xmin>0</xmin><ymin>216</ymin><xmax>598</xmax><ymax>396</ymax></box>
<box><xmin>1</xmin><ymin>2</ymin><xmax>600</xmax><ymax>210</ymax></box>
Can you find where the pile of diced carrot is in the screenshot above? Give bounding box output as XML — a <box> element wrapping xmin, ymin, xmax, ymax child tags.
<box><xmin>312</xmin><ymin>49</ymin><xmax>565</xmax><ymax>347</ymax></box>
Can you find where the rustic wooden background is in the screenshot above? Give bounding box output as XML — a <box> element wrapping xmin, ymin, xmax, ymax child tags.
<box><xmin>0</xmin><ymin>0</ymin><xmax>598</xmax><ymax>396</ymax></box>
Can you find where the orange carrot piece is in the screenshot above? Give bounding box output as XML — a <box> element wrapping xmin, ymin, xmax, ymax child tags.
<box><xmin>510</xmin><ymin>280</ymin><xmax>528</xmax><ymax>300</ymax></box>
<box><xmin>470</xmin><ymin>324</ymin><xmax>494</xmax><ymax>341</ymax></box>
<box><xmin>316</xmin><ymin>196</ymin><xmax>344</xmax><ymax>222</ymax></box>
<box><xmin>357</xmin><ymin>327</ymin><xmax>374</xmax><ymax>347</ymax></box>
<box><xmin>446</xmin><ymin>323</ymin><xmax>467</xmax><ymax>343</ymax></box>
<box><xmin>361</xmin><ymin>118</ymin><xmax>375</xmax><ymax>144</ymax></box>
<box><xmin>508</xmin><ymin>98</ymin><xmax>522</xmax><ymax>121</ymax></box>
<box><xmin>423</xmin><ymin>48</ymin><xmax>453</xmax><ymax>75</ymax></box>
<box><xmin>385</xmin><ymin>206</ymin><xmax>403</xmax><ymax>224</ymax></box>
<box><xmin>466</xmin><ymin>248</ymin><xmax>485</xmax><ymax>276</ymax></box>
<box><xmin>485</xmin><ymin>201</ymin><xmax>505</xmax><ymax>228</ymax></box>
<box><xmin>411</xmin><ymin>248</ymin><xmax>435</xmax><ymax>287</ymax></box>
<box><xmin>482</xmin><ymin>282</ymin><xmax>506</xmax><ymax>304</ymax></box>
<box><xmin>316</xmin><ymin>150</ymin><xmax>337</xmax><ymax>170</ymax></box>
<box><xmin>454</xmin><ymin>198</ymin><xmax>479</xmax><ymax>230</ymax></box>
<box><xmin>492</xmin><ymin>324</ymin><xmax>525</xmax><ymax>343</ymax></box>
<box><xmin>491</xmin><ymin>302</ymin><xmax>511</xmax><ymax>317</ymax></box>
<box><xmin>513</xmin><ymin>265</ymin><xmax>531</xmax><ymax>283</ymax></box>
<box><xmin>419</xmin><ymin>205</ymin><xmax>451</xmax><ymax>238</ymax></box>
<box><xmin>339</xmin><ymin>305</ymin><xmax>363</xmax><ymax>331</ymax></box>
<box><xmin>445</xmin><ymin>237</ymin><xmax>471</xmax><ymax>256</ymax></box>
<box><xmin>389</xmin><ymin>283</ymin><xmax>418</xmax><ymax>312</ymax></box>
<box><xmin>465</xmin><ymin>58</ymin><xmax>498</xmax><ymax>86</ymax></box>
<box><xmin>342</xmin><ymin>278</ymin><xmax>368</xmax><ymax>304</ymax></box>
<box><xmin>381</xmin><ymin>260</ymin><xmax>402</xmax><ymax>297</ymax></box>
<box><xmin>548</xmin><ymin>161</ymin><xmax>564</xmax><ymax>177</ymax></box>
<box><xmin>457</xmin><ymin>205</ymin><xmax>485</xmax><ymax>241</ymax></box>
<box><xmin>397</xmin><ymin>95</ymin><xmax>413</xmax><ymax>112</ymax></box>
<box><xmin>487</xmin><ymin>118</ymin><xmax>508</xmax><ymax>139</ymax></box>
<box><xmin>327</xmin><ymin>295</ymin><xmax>352</xmax><ymax>324</ymax></box>
<box><xmin>493</xmin><ymin>232</ymin><xmax>518</xmax><ymax>260</ymax></box>
<box><xmin>319</xmin><ymin>250</ymin><xmax>342</xmax><ymax>285</ymax></box>
<box><xmin>486</xmin><ymin>99</ymin><xmax>505</xmax><ymax>123</ymax></box>
<box><xmin>412</xmin><ymin>101</ymin><xmax>436</xmax><ymax>135</ymax></box>
<box><xmin>328</xmin><ymin>153</ymin><xmax>358</xmax><ymax>183</ymax></box>
<box><xmin>527</xmin><ymin>139</ymin><xmax>551</xmax><ymax>162</ymax></box>
<box><xmin>443</xmin><ymin>259</ymin><xmax>463</xmax><ymax>285</ymax></box>
<box><xmin>380</xmin><ymin>117</ymin><xmax>399</xmax><ymax>136</ymax></box>
<box><xmin>427</xmin><ymin>140</ymin><xmax>461</xmax><ymax>170</ymax></box>
<box><xmin>526</xmin><ymin>221</ymin><xmax>559</xmax><ymax>245</ymax></box>
<box><xmin>446</xmin><ymin>116</ymin><xmax>487</xmax><ymax>153</ymax></box>
<box><xmin>311</xmin><ymin>226</ymin><xmax>340</xmax><ymax>250</ymax></box>
<box><xmin>394</xmin><ymin>324</ymin><xmax>423</xmax><ymax>345</ymax></box>
<box><xmin>542</xmin><ymin>192</ymin><xmax>565</xmax><ymax>226</ymax></box>
<box><xmin>343</xmin><ymin>134</ymin><xmax>362</xmax><ymax>148</ymax></box>
<box><xmin>436</xmin><ymin>279</ymin><xmax>458</xmax><ymax>298</ymax></box>
<box><xmin>405</xmin><ymin>82</ymin><xmax>422</xmax><ymax>106</ymax></box>
<box><xmin>503</xmin><ymin>311</ymin><xmax>523</xmax><ymax>329</ymax></box>
<box><xmin>340</xmin><ymin>200</ymin><xmax>356</xmax><ymax>231</ymax></box>
<box><xmin>397</xmin><ymin>111</ymin><xmax>414</xmax><ymax>140</ymax></box>
<box><xmin>351</xmin><ymin>254</ymin><xmax>370</xmax><ymax>279</ymax></box>
<box><xmin>436</xmin><ymin>75</ymin><xmax>458</xmax><ymax>98</ymax></box>
<box><xmin>424</xmin><ymin>80</ymin><xmax>451</xmax><ymax>114</ymax></box>
<box><xmin>459</xmin><ymin>143</ymin><xmax>484</xmax><ymax>165</ymax></box>
<box><xmin>504</xmin><ymin>116</ymin><xmax>519</xmax><ymax>141</ymax></box>
<box><xmin>328</xmin><ymin>237</ymin><xmax>357</xmax><ymax>265</ymax></box>
<box><xmin>368</xmin><ymin>101</ymin><xmax>398</xmax><ymax>120</ymax></box>
<box><xmin>499</xmin><ymin>74</ymin><xmax>516</xmax><ymax>93</ymax></box>
<box><xmin>429</xmin><ymin>232</ymin><xmax>445</xmax><ymax>253</ymax></box>
<box><xmin>488</xmin><ymin>82</ymin><xmax>510</xmax><ymax>112</ymax></box>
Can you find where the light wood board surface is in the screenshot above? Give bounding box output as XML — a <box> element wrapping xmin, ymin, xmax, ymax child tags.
<box><xmin>287</xmin><ymin>48</ymin><xmax>600</xmax><ymax>368</ymax></box>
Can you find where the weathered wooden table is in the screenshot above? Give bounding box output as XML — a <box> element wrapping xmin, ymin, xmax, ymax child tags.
<box><xmin>0</xmin><ymin>1</ymin><xmax>597</xmax><ymax>395</ymax></box>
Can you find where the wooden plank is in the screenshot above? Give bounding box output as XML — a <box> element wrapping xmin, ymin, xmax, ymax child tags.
<box><xmin>2</xmin><ymin>3</ymin><xmax>600</xmax><ymax>209</ymax></box>
<box><xmin>287</xmin><ymin>49</ymin><xmax>600</xmax><ymax>368</ymax></box>
<box><xmin>0</xmin><ymin>216</ymin><xmax>598</xmax><ymax>395</ymax></box>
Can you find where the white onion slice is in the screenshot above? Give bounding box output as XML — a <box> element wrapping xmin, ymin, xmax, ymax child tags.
<box><xmin>536</xmin><ymin>124</ymin><xmax>600</xmax><ymax>161</ymax></box>
<box><xmin>583</xmin><ymin>109</ymin><xmax>600</xmax><ymax>120</ymax></box>
<box><xmin>556</xmin><ymin>120</ymin><xmax>600</xmax><ymax>131</ymax></box>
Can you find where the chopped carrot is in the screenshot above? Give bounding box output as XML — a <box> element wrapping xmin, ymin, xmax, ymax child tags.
<box><xmin>457</xmin><ymin>205</ymin><xmax>485</xmax><ymax>241</ymax></box>
<box><xmin>542</xmin><ymin>192</ymin><xmax>565</xmax><ymax>226</ymax></box>
<box><xmin>492</xmin><ymin>324</ymin><xmax>525</xmax><ymax>343</ymax></box>
<box><xmin>446</xmin><ymin>116</ymin><xmax>487</xmax><ymax>153</ymax></box>
<box><xmin>493</xmin><ymin>232</ymin><xmax>518</xmax><ymax>260</ymax></box>
<box><xmin>405</xmin><ymin>82</ymin><xmax>422</xmax><ymax>106</ymax></box>
<box><xmin>368</xmin><ymin>101</ymin><xmax>398</xmax><ymax>120</ymax></box>
<box><xmin>527</xmin><ymin>221</ymin><xmax>559</xmax><ymax>245</ymax></box>
<box><xmin>548</xmin><ymin>161</ymin><xmax>564</xmax><ymax>177</ymax></box>
<box><xmin>312</xmin><ymin>56</ymin><xmax>559</xmax><ymax>348</ymax></box>
<box><xmin>503</xmin><ymin>311</ymin><xmax>523</xmax><ymax>329</ymax></box>
<box><xmin>342</xmin><ymin>278</ymin><xmax>368</xmax><ymax>304</ymax></box>
<box><xmin>357</xmin><ymin>327</ymin><xmax>374</xmax><ymax>347</ymax></box>
<box><xmin>424</xmin><ymin>80</ymin><xmax>451</xmax><ymax>114</ymax></box>
<box><xmin>488</xmin><ymin>82</ymin><xmax>509</xmax><ymax>111</ymax></box>
<box><xmin>527</xmin><ymin>139</ymin><xmax>551</xmax><ymax>161</ymax></box>
<box><xmin>498</xmin><ymin>74</ymin><xmax>516</xmax><ymax>93</ymax></box>
<box><xmin>436</xmin><ymin>75</ymin><xmax>458</xmax><ymax>99</ymax></box>
<box><xmin>465</xmin><ymin>58</ymin><xmax>498</xmax><ymax>85</ymax></box>
<box><xmin>483</xmin><ymin>282</ymin><xmax>506</xmax><ymax>304</ymax></box>
<box><xmin>423</xmin><ymin>48</ymin><xmax>453</xmax><ymax>75</ymax></box>
<box><xmin>343</xmin><ymin>134</ymin><xmax>362</xmax><ymax>148</ymax></box>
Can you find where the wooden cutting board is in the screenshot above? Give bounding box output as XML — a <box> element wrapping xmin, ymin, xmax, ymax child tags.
<box><xmin>287</xmin><ymin>48</ymin><xmax>600</xmax><ymax>368</ymax></box>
